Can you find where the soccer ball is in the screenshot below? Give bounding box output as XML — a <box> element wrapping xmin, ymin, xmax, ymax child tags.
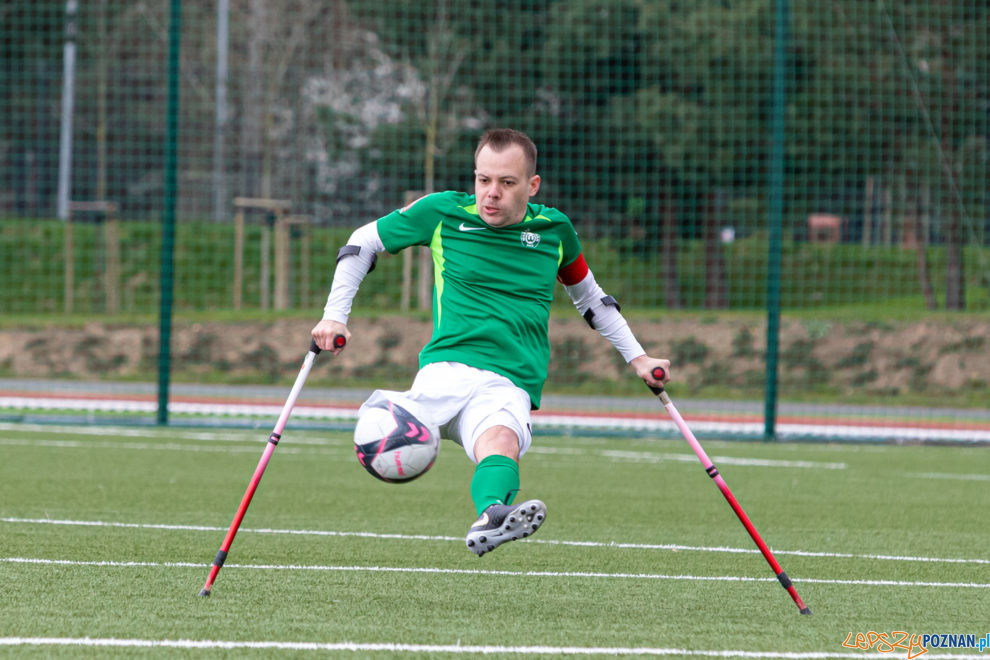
<box><xmin>353</xmin><ymin>399</ymin><xmax>439</xmax><ymax>483</ymax></box>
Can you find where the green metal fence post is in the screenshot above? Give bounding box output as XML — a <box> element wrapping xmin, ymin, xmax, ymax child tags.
<box><xmin>764</xmin><ymin>0</ymin><xmax>789</xmax><ymax>442</ymax></box>
<box><xmin>157</xmin><ymin>0</ymin><xmax>182</xmax><ymax>425</ymax></box>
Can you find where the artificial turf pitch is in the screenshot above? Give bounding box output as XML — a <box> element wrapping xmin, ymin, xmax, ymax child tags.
<box><xmin>1</xmin><ymin>421</ymin><xmax>987</xmax><ymax>657</ymax></box>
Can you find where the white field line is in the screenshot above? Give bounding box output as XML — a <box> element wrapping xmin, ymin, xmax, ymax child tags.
<box><xmin>4</xmin><ymin>396</ymin><xmax>990</xmax><ymax>443</ymax></box>
<box><xmin>2</xmin><ymin>517</ymin><xmax>988</xmax><ymax>566</ymax></box>
<box><xmin>535</xmin><ymin>413</ymin><xmax>990</xmax><ymax>443</ymax></box>
<box><xmin>0</xmin><ymin>422</ymin><xmax>848</xmax><ymax>469</ymax></box>
<box><xmin>0</xmin><ymin>396</ymin><xmax>358</xmax><ymax>420</ymax></box>
<box><xmin>590</xmin><ymin>448</ymin><xmax>847</xmax><ymax>470</ymax></box>
<box><xmin>0</xmin><ymin>421</ymin><xmax>240</xmax><ymax>440</ymax></box>
<box><xmin>0</xmin><ymin>434</ymin><xmax>849</xmax><ymax>470</ymax></box>
<box><xmin>2</xmin><ymin>556</ymin><xmax>988</xmax><ymax>589</ymax></box>
<box><xmin>2</xmin><ymin>637</ymin><xmax>986</xmax><ymax>659</ymax></box>
<box><xmin>0</xmin><ymin>421</ymin><xmax>341</xmax><ymax>445</ymax></box>
<box><xmin>8</xmin><ymin>431</ymin><xmax>990</xmax><ymax>481</ymax></box>
<box><xmin>0</xmin><ymin>437</ymin><xmax>338</xmax><ymax>455</ymax></box>
<box><xmin>906</xmin><ymin>472</ymin><xmax>990</xmax><ymax>482</ymax></box>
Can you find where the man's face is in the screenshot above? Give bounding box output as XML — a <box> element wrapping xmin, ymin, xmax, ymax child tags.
<box><xmin>474</xmin><ymin>144</ymin><xmax>541</xmax><ymax>228</ymax></box>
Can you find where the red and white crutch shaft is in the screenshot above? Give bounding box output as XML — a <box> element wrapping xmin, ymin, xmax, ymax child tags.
<box><xmin>199</xmin><ymin>336</ymin><xmax>344</xmax><ymax>597</ymax></box>
<box><xmin>648</xmin><ymin>367</ymin><xmax>812</xmax><ymax>615</ymax></box>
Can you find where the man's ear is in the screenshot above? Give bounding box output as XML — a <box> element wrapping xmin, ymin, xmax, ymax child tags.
<box><xmin>529</xmin><ymin>174</ymin><xmax>541</xmax><ymax>197</ymax></box>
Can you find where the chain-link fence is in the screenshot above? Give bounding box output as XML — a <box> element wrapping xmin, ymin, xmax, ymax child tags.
<box><xmin>1</xmin><ymin>1</ymin><xmax>987</xmax><ymax>440</ymax></box>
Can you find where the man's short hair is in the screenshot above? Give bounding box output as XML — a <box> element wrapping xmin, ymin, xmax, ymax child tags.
<box><xmin>475</xmin><ymin>128</ymin><xmax>538</xmax><ymax>177</ymax></box>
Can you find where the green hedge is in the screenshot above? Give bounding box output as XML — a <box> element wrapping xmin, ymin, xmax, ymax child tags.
<box><xmin>1</xmin><ymin>217</ymin><xmax>987</xmax><ymax>315</ymax></box>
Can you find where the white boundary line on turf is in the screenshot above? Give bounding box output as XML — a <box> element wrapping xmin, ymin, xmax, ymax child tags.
<box><xmin>2</xmin><ymin>637</ymin><xmax>986</xmax><ymax>659</ymax></box>
<box><xmin>0</xmin><ymin>397</ymin><xmax>359</xmax><ymax>420</ymax></box>
<box><xmin>10</xmin><ymin>422</ymin><xmax>990</xmax><ymax>478</ymax></box>
<box><xmin>907</xmin><ymin>472</ymin><xmax>990</xmax><ymax>482</ymax></box>
<box><xmin>0</xmin><ymin>437</ymin><xmax>338</xmax><ymax>455</ymax></box>
<box><xmin>3</xmin><ymin>516</ymin><xmax>988</xmax><ymax>566</ymax></box>
<box><xmin>0</xmin><ymin>422</ymin><xmax>338</xmax><ymax>445</ymax></box>
<box><xmin>2</xmin><ymin>557</ymin><xmax>988</xmax><ymax>589</ymax></box>
<box><xmin>16</xmin><ymin>422</ymin><xmax>990</xmax><ymax>483</ymax></box>
<box><xmin>0</xmin><ymin>434</ymin><xmax>850</xmax><ymax>470</ymax></box>
<box><xmin>7</xmin><ymin>432</ymin><xmax>990</xmax><ymax>481</ymax></box>
<box><xmin>3</xmin><ymin>637</ymin><xmax>989</xmax><ymax>659</ymax></box>
<box><xmin>593</xmin><ymin>448</ymin><xmax>847</xmax><ymax>469</ymax></box>
<box><xmin>0</xmin><ymin>422</ymin><xmax>235</xmax><ymax>440</ymax></box>
<box><xmin>4</xmin><ymin>396</ymin><xmax>990</xmax><ymax>442</ymax></box>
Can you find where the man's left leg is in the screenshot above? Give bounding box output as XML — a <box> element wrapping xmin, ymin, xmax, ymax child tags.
<box><xmin>470</xmin><ymin>426</ymin><xmax>520</xmax><ymax>514</ymax></box>
<box><xmin>466</xmin><ymin>426</ymin><xmax>546</xmax><ymax>556</ymax></box>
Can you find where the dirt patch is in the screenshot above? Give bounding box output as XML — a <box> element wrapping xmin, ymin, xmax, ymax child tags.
<box><xmin>0</xmin><ymin>317</ymin><xmax>986</xmax><ymax>399</ymax></box>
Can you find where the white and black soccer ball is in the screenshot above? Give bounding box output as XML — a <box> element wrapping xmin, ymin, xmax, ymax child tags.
<box><xmin>353</xmin><ymin>399</ymin><xmax>439</xmax><ymax>483</ymax></box>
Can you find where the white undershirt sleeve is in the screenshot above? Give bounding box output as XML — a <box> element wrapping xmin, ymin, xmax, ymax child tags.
<box><xmin>564</xmin><ymin>270</ymin><xmax>646</xmax><ymax>363</ymax></box>
<box><xmin>321</xmin><ymin>221</ymin><xmax>385</xmax><ymax>325</ymax></box>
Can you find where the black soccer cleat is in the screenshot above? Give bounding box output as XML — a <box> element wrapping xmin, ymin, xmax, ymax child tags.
<box><xmin>466</xmin><ymin>500</ymin><xmax>546</xmax><ymax>557</ymax></box>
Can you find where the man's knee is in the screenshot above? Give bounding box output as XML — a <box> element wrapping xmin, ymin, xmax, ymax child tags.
<box><xmin>473</xmin><ymin>425</ymin><xmax>520</xmax><ymax>462</ymax></box>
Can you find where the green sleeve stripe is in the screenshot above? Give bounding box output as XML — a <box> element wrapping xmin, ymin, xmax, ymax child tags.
<box><xmin>430</xmin><ymin>221</ymin><xmax>445</xmax><ymax>323</ymax></box>
<box><xmin>557</xmin><ymin>241</ymin><xmax>564</xmax><ymax>267</ymax></box>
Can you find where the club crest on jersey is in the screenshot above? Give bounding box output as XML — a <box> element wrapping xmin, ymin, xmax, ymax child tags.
<box><xmin>520</xmin><ymin>230</ymin><xmax>541</xmax><ymax>248</ymax></box>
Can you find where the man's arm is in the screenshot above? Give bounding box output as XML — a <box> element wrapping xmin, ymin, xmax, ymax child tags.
<box><xmin>311</xmin><ymin>221</ymin><xmax>384</xmax><ymax>354</ymax></box>
<box><xmin>558</xmin><ymin>254</ymin><xmax>671</xmax><ymax>389</ymax></box>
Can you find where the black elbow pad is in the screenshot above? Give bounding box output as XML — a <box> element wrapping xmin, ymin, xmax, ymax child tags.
<box><xmin>582</xmin><ymin>295</ymin><xmax>621</xmax><ymax>328</ymax></box>
<box><xmin>336</xmin><ymin>245</ymin><xmax>377</xmax><ymax>273</ymax></box>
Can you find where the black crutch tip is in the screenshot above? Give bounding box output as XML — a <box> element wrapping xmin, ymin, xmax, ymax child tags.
<box><xmin>198</xmin><ymin>589</ymin><xmax>211</xmax><ymax>597</ymax></box>
<box><xmin>799</xmin><ymin>607</ymin><xmax>812</xmax><ymax>615</ymax></box>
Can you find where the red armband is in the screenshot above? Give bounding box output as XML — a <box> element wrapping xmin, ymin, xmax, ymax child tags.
<box><xmin>557</xmin><ymin>253</ymin><xmax>589</xmax><ymax>286</ymax></box>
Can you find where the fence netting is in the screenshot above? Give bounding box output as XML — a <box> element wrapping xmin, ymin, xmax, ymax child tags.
<box><xmin>1</xmin><ymin>1</ymin><xmax>987</xmax><ymax>442</ymax></box>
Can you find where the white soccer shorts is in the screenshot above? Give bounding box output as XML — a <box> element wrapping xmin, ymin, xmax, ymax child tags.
<box><xmin>359</xmin><ymin>361</ymin><xmax>533</xmax><ymax>463</ymax></box>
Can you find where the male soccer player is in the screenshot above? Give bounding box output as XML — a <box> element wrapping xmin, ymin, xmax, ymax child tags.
<box><xmin>313</xmin><ymin>128</ymin><xmax>670</xmax><ymax>556</ymax></box>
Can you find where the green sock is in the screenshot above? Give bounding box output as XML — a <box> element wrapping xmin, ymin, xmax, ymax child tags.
<box><xmin>470</xmin><ymin>455</ymin><xmax>520</xmax><ymax>516</ymax></box>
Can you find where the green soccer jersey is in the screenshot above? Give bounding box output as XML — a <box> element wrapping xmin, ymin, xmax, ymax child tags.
<box><xmin>377</xmin><ymin>190</ymin><xmax>583</xmax><ymax>409</ymax></box>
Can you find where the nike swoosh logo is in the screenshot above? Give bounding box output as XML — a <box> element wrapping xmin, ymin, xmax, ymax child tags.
<box><xmin>459</xmin><ymin>222</ymin><xmax>486</xmax><ymax>232</ymax></box>
<box><xmin>471</xmin><ymin>513</ymin><xmax>489</xmax><ymax>528</ymax></box>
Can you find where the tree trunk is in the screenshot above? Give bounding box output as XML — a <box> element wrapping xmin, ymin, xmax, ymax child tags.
<box><xmin>940</xmin><ymin>28</ymin><xmax>965</xmax><ymax>309</ymax></box>
<box><xmin>661</xmin><ymin>199</ymin><xmax>681</xmax><ymax>309</ymax></box>
<box><xmin>241</xmin><ymin>0</ymin><xmax>265</xmax><ymax>198</ymax></box>
<box><xmin>945</xmin><ymin>216</ymin><xmax>965</xmax><ymax>309</ymax></box>
<box><xmin>908</xmin><ymin>179</ymin><xmax>937</xmax><ymax>309</ymax></box>
<box><xmin>862</xmin><ymin>175</ymin><xmax>873</xmax><ymax>246</ymax></box>
<box><xmin>96</xmin><ymin>0</ymin><xmax>108</xmax><ymax>201</ymax></box>
<box><xmin>703</xmin><ymin>190</ymin><xmax>728</xmax><ymax>309</ymax></box>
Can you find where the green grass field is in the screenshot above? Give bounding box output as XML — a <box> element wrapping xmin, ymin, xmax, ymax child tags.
<box><xmin>1</xmin><ymin>421</ymin><xmax>988</xmax><ymax>658</ymax></box>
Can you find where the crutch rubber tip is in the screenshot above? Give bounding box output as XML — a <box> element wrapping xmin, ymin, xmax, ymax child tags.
<box><xmin>799</xmin><ymin>607</ymin><xmax>812</xmax><ymax>615</ymax></box>
<box><xmin>198</xmin><ymin>588</ymin><xmax>211</xmax><ymax>597</ymax></box>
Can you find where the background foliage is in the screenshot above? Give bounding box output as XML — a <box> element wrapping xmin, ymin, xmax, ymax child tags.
<box><xmin>1</xmin><ymin>0</ymin><xmax>987</xmax><ymax>315</ymax></box>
